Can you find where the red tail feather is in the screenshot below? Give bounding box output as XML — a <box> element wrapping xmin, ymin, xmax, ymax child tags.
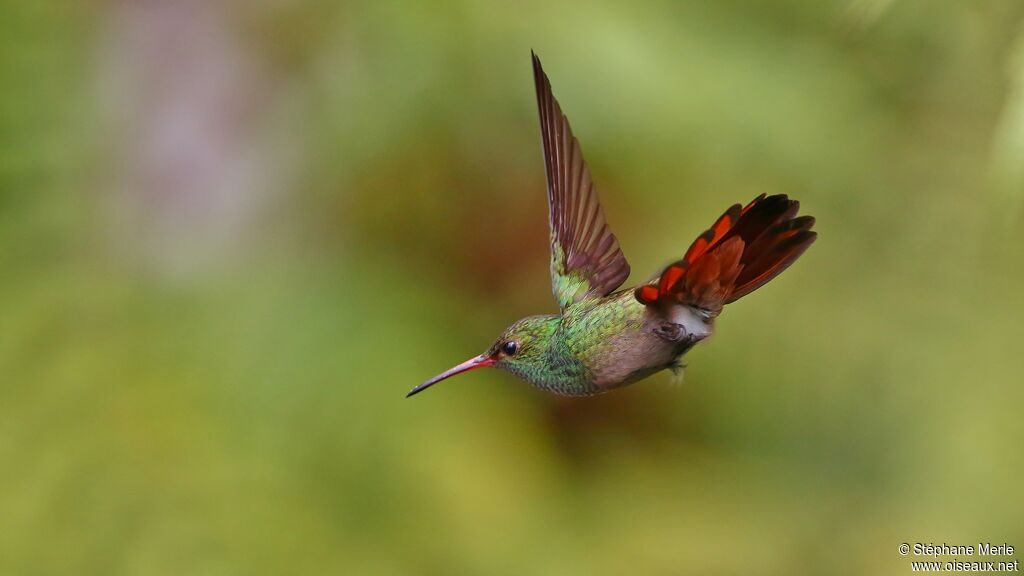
<box><xmin>635</xmin><ymin>194</ymin><xmax>816</xmax><ymax>312</ymax></box>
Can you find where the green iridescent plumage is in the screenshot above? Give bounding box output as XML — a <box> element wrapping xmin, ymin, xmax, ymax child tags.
<box><xmin>488</xmin><ymin>292</ymin><xmax>653</xmax><ymax>395</ymax></box>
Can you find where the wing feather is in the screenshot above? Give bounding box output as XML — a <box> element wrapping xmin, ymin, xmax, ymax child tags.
<box><xmin>533</xmin><ymin>53</ymin><xmax>630</xmax><ymax>310</ymax></box>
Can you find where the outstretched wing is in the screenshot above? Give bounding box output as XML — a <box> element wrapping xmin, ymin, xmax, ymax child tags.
<box><xmin>533</xmin><ymin>52</ymin><xmax>630</xmax><ymax>310</ymax></box>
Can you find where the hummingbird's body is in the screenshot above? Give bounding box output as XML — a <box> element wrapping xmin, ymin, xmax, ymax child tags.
<box><xmin>500</xmin><ymin>292</ymin><xmax>707</xmax><ymax>396</ymax></box>
<box><xmin>407</xmin><ymin>53</ymin><xmax>817</xmax><ymax>398</ymax></box>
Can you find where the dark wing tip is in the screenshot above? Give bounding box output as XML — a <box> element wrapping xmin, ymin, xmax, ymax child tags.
<box><xmin>532</xmin><ymin>51</ymin><xmax>545</xmax><ymax>83</ymax></box>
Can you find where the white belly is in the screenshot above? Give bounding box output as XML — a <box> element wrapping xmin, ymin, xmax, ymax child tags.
<box><xmin>669</xmin><ymin>305</ymin><xmax>713</xmax><ymax>339</ymax></box>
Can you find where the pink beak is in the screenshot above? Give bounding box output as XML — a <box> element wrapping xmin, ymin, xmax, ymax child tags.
<box><xmin>406</xmin><ymin>354</ymin><xmax>496</xmax><ymax>397</ymax></box>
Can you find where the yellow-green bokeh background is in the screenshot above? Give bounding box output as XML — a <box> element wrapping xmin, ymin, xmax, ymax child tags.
<box><xmin>2</xmin><ymin>1</ymin><xmax>1023</xmax><ymax>574</ymax></box>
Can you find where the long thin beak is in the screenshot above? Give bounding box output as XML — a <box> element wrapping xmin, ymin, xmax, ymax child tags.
<box><xmin>406</xmin><ymin>354</ymin><xmax>495</xmax><ymax>398</ymax></box>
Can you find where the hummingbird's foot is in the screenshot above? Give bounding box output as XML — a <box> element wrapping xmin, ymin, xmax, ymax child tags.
<box><xmin>654</xmin><ymin>321</ymin><xmax>703</xmax><ymax>347</ymax></box>
<box><xmin>654</xmin><ymin>321</ymin><xmax>688</xmax><ymax>342</ymax></box>
<box><xmin>668</xmin><ymin>360</ymin><xmax>686</xmax><ymax>386</ymax></box>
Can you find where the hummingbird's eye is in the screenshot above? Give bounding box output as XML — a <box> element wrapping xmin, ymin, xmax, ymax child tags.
<box><xmin>501</xmin><ymin>341</ymin><xmax>519</xmax><ymax>356</ymax></box>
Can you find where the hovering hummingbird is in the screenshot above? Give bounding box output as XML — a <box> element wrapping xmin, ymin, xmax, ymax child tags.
<box><xmin>407</xmin><ymin>53</ymin><xmax>817</xmax><ymax>398</ymax></box>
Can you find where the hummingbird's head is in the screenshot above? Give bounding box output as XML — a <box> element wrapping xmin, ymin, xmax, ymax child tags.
<box><xmin>406</xmin><ymin>315</ymin><xmax>558</xmax><ymax>397</ymax></box>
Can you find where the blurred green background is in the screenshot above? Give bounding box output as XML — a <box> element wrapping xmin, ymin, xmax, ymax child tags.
<box><xmin>2</xmin><ymin>1</ymin><xmax>1023</xmax><ymax>574</ymax></box>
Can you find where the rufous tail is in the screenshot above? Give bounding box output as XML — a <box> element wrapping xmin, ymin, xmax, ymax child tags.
<box><xmin>635</xmin><ymin>194</ymin><xmax>816</xmax><ymax>313</ymax></box>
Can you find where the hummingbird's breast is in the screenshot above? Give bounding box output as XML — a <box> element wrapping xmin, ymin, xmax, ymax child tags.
<box><xmin>558</xmin><ymin>291</ymin><xmax>708</xmax><ymax>393</ymax></box>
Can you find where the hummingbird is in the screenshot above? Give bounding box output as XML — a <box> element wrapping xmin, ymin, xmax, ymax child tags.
<box><xmin>407</xmin><ymin>53</ymin><xmax>817</xmax><ymax>398</ymax></box>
